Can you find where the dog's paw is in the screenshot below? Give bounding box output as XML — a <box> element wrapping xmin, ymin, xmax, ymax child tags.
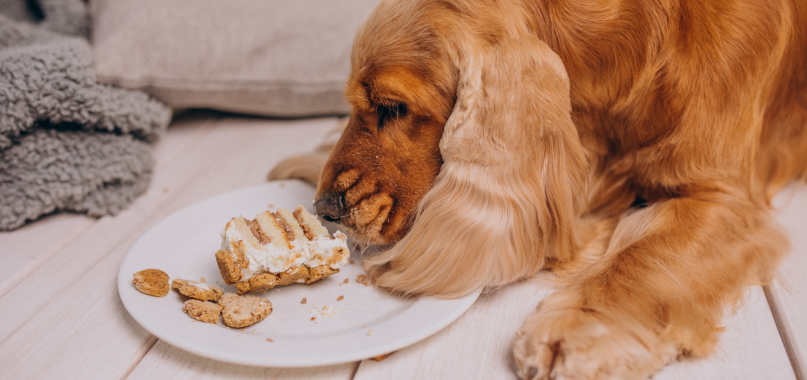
<box><xmin>513</xmin><ymin>307</ymin><xmax>677</xmax><ymax>380</ymax></box>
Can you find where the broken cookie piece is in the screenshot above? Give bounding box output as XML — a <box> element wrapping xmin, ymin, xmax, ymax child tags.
<box><xmin>215</xmin><ymin>205</ymin><xmax>351</xmax><ymax>294</ymax></box>
<box><xmin>132</xmin><ymin>269</ymin><xmax>170</xmax><ymax>297</ymax></box>
<box><xmin>172</xmin><ymin>279</ymin><xmax>223</xmax><ymax>302</ymax></box>
<box><xmin>183</xmin><ymin>299</ymin><xmax>222</xmax><ymax>324</ymax></box>
<box><xmin>219</xmin><ymin>293</ymin><xmax>273</xmax><ymax>328</ymax></box>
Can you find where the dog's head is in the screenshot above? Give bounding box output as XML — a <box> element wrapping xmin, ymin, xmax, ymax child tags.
<box><xmin>314</xmin><ymin>1</ymin><xmax>457</xmax><ymax>244</ymax></box>
<box><xmin>316</xmin><ymin>0</ymin><xmax>588</xmax><ymax>296</ymax></box>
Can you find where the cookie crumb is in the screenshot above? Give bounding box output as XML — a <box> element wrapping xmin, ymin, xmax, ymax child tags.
<box><xmin>301</xmin><ymin>297</ymin><xmax>307</xmax><ymax>304</ymax></box>
<box><xmin>268</xmin><ymin>203</ymin><xmax>275</xmax><ymax>208</ymax></box>
<box><xmin>200</xmin><ymin>277</ymin><xmax>206</xmax><ymax>283</ymax></box>
<box><xmin>343</xmin><ymin>278</ymin><xmax>349</xmax><ymax>284</ymax></box>
<box><xmin>349</xmin><ymin>260</ymin><xmax>355</xmax><ymax>265</ymax></box>
<box><xmin>163</xmin><ymin>187</ymin><xmax>169</xmax><ymax>193</ymax></box>
<box><xmin>311</xmin><ymin>317</ymin><xmax>316</xmax><ymax>321</ymax></box>
<box><xmin>337</xmin><ymin>295</ymin><xmax>344</xmax><ymax>301</ymax></box>
<box><xmin>372</xmin><ymin>352</ymin><xmax>393</xmax><ymax>361</ymax></box>
<box><xmin>367</xmin><ymin>329</ymin><xmax>373</xmax><ymax>337</ymax></box>
<box><xmin>280</xmin><ymin>182</ymin><xmax>286</xmax><ymax>188</ymax></box>
<box><xmin>266</xmin><ymin>338</ymin><xmax>274</xmax><ymax>342</ymax></box>
<box><xmin>356</xmin><ymin>274</ymin><xmax>370</xmax><ymax>286</ymax></box>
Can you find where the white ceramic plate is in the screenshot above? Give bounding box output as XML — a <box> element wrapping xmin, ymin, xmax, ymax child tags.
<box><xmin>118</xmin><ymin>180</ymin><xmax>481</xmax><ymax>367</ymax></box>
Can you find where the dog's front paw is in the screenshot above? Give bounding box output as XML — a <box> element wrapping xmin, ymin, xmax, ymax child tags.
<box><xmin>513</xmin><ymin>306</ymin><xmax>677</xmax><ymax>380</ymax></box>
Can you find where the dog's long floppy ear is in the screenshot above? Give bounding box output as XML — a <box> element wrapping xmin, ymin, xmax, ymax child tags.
<box><xmin>363</xmin><ymin>36</ymin><xmax>588</xmax><ymax>297</ymax></box>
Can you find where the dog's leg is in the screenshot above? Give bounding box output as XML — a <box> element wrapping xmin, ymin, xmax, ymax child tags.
<box><xmin>513</xmin><ymin>189</ymin><xmax>788</xmax><ymax>380</ymax></box>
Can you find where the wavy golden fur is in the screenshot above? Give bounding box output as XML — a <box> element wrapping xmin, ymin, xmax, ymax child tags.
<box><xmin>271</xmin><ymin>0</ymin><xmax>807</xmax><ymax>378</ymax></box>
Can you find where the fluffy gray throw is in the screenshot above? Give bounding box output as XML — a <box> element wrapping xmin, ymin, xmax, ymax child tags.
<box><xmin>0</xmin><ymin>2</ymin><xmax>171</xmax><ymax>231</ymax></box>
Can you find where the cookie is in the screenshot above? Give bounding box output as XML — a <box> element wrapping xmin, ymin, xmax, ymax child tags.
<box><xmin>219</xmin><ymin>293</ymin><xmax>273</xmax><ymax>328</ymax></box>
<box><xmin>236</xmin><ymin>273</ymin><xmax>278</xmax><ymax>295</ymax></box>
<box><xmin>183</xmin><ymin>299</ymin><xmax>222</xmax><ymax>324</ymax></box>
<box><xmin>132</xmin><ymin>269</ymin><xmax>170</xmax><ymax>297</ymax></box>
<box><xmin>215</xmin><ymin>249</ymin><xmax>242</xmax><ymax>285</ymax></box>
<box><xmin>307</xmin><ymin>265</ymin><xmax>340</xmax><ymax>284</ymax></box>
<box><xmin>172</xmin><ymin>279</ymin><xmax>223</xmax><ymax>301</ymax></box>
<box><xmin>277</xmin><ymin>265</ymin><xmax>310</xmax><ymax>286</ymax></box>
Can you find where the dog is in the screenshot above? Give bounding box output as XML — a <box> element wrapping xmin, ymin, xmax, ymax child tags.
<box><xmin>270</xmin><ymin>0</ymin><xmax>807</xmax><ymax>378</ymax></box>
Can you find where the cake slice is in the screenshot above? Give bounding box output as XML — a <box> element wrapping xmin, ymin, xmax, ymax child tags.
<box><xmin>215</xmin><ymin>205</ymin><xmax>350</xmax><ymax>294</ymax></box>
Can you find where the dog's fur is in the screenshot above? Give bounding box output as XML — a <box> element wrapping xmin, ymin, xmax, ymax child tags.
<box><xmin>271</xmin><ymin>0</ymin><xmax>807</xmax><ymax>378</ymax></box>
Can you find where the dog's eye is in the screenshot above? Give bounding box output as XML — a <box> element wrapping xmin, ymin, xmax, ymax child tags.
<box><xmin>376</xmin><ymin>102</ymin><xmax>407</xmax><ymax>129</ymax></box>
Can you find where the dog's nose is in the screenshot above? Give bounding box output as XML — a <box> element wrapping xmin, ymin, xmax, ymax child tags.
<box><xmin>315</xmin><ymin>194</ymin><xmax>345</xmax><ymax>223</ymax></box>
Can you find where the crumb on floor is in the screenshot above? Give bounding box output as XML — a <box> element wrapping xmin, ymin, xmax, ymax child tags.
<box><xmin>371</xmin><ymin>352</ymin><xmax>393</xmax><ymax>361</ymax></box>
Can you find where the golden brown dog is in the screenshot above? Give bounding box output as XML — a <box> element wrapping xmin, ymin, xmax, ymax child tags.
<box><xmin>271</xmin><ymin>0</ymin><xmax>807</xmax><ymax>378</ymax></box>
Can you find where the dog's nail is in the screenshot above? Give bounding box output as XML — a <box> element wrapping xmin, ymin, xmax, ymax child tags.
<box><xmin>526</xmin><ymin>366</ymin><xmax>539</xmax><ymax>380</ymax></box>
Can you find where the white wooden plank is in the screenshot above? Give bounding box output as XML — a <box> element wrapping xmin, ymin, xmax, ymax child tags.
<box><xmin>768</xmin><ymin>184</ymin><xmax>807</xmax><ymax>379</ymax></box>
<box><xmin>0</xmin><ymin>214</ymin><xmax>93</xmax><ymax>287</ymax></box>
<box><xmin>150</xmin><ymin>112</ymin><xmax>230</xmax><ymax>172</ymax></box>
<box><xmin>354</xmin><ymin>285</ymin><xmax>793</xmax><ymax>379</ymax></box>
<box><xmin>127</xmin><ymin>340</ymin><xmax>355</xmax><ymax>380</ymax></box>
<box><xmin>655</xmin><ymin>287</ymin><xmax>795</xmax><ymax>380</ymax></box>
<box><xmin>354</xmin><ymin>273</ymin><xmax>557</xmax><ymax>379</ymax></box>
<box><xmin>0</xmin><ymin>116</ymin><xmax>341</xmax><ymax>379</ymax></box>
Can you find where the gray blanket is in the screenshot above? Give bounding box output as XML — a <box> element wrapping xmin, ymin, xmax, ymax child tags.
<box><xmin>0</xmin><ymin>1</ymin><xmax>171</xmax><ymax>231</ymax></box>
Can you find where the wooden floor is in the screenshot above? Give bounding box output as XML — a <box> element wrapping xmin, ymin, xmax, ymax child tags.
<box><xmin>0</xmin><ymin>114</ymin><xmax>804</xmax><ymax>379</ymax></box>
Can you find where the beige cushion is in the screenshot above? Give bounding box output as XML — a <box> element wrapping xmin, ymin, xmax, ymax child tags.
<box><xmin>91</xmin><ymin>0</ymin><xmax>380</xmax><ymax>117</ymax></box>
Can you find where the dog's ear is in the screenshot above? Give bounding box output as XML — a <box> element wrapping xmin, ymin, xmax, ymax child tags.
<box><xmin>363</xmin><ymin>36</ymin><xmax>588</xmax><ymax>297</ymax></box>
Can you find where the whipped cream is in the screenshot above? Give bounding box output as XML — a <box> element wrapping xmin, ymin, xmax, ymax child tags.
<box><xmin>220</xmin><ymin>217</ymin><xmax>350</xmax><ymax>280</ymax></box>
